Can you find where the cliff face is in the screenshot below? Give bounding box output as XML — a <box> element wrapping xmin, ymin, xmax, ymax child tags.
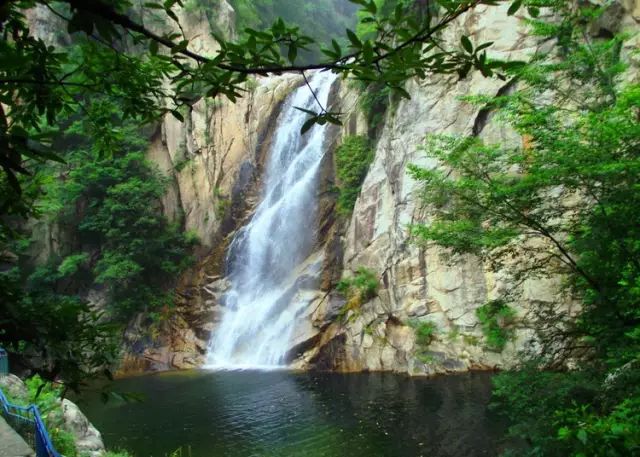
<box><xmin>125</xmin><ymin>0</ymin><xmax>640</xmax><ymax>375</ymax></box>
<box><xmin>295</xmin><ymin>1</ymin><xmax>640</xmax><ymax>375</ymax></box>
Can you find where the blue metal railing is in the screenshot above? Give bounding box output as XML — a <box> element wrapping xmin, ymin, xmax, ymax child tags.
<box><xmin>0</xmin><ymin>378</ymin><xmax>61</xmax><ymax>457</ymax></box>
<box><xmin>0</xmin><ymin>347</ymin><xmax>8</xmax><ymax>377</ymax></box>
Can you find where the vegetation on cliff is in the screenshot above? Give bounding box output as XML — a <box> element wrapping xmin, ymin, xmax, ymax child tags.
<box><xmin>335</xmin><ymin>135</ymin><xmax>374</xmax><ymax>214</ymax></box>
<box><xmin>1</xmin><ymin>98</ymin><xmax>197</xmax><ymax>386</ymax></box>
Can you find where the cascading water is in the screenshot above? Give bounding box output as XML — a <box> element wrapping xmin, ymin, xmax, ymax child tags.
<box><xmin>206</xmin><ymin>72</ymin><xmax>337</xmax><ymax>368</ymax></box>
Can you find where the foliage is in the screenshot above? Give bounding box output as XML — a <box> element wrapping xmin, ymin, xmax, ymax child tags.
<box><xmin>555</xmin><ymin>396</ymin><xmax>640</xmax><ymax>456</ymax></box>
<box><xmin>173</xmin><ymin>156</ymin><xmax>192</xmax><ymax>173</ymax></box>
<box><xmin>408</xmin><ymin>319</ymin><xmax>437</xmax><ymax>347</ymax></box>
<box><xmin>359</xmin><ymin>82</ymin><xmax>392</xmax><ymax>137</ymax></box>
<box><xmin>475</xmin><ymin>300</ymin><xmax>515</xmax><ymax>352</ymax></box>
<box><xmin>336</xmin><ymin>266</ymin><xmax>379</xmax><ymax>321</ymax></box>
<box><xmin>228</xmin><ymin>0</ymin><xmax>359</xmax><ymax>64</ymax></box>
<box><xmin>408</xmin><ymin>319</ymin><xmax>437</xmax><ymax>364</ymax></box>
<box><xmin>21</xmin><ymin>375</ymin><xmax>77</xmax><ymax>457</ymax></box>
<box><xmin>335</xmin><ymin>136</ymin><xmax>374</xmax><ymax>214</ymax></box>
<box><xmin>0</xmin><ymin>262</ymin><xmax>118</xmax><ymax>388</ymax></box>
<box><xmin>409</xmin><ymin>3</ymin><xmax>640</xmax><ymax>455</ymax></box>
<box><xmin>1</xmin><ymin>98</ymin><xmax>194</xmax><ymax>384</ymax></box>
<box><xmin>44</xmin><ymin>101</ymin><xmax>197</xmax><ymax>317</ymax></box>
<box><xmin>492</xmin><ymin>363</ymin><xmax>640</xmax><ymax>457</ymax></box>
<box><xmin>337</xmin><ymin>266</ymin><xmax>379</xmax><ymax>302</ymax></box>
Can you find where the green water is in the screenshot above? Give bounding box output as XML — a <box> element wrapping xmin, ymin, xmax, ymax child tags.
<box><xmin>79</xmin><ymin>370</ymin><xmax>506</xmax><ymax>457</ymax></box>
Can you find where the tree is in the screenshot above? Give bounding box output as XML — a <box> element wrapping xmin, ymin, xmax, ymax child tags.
<box><xmin>409</xmin><ymin>3</ymin><xmax>640</xmax><ymax>454</ymax></box>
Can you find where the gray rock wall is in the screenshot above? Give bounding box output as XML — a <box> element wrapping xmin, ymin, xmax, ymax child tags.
<box><xmin>299</xmin><ymin>1</ymin><xmax>640</xmax><ymax>375</ymax></box>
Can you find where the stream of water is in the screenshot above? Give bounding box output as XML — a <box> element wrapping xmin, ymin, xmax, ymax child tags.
<box><xmin>206</xmin><ymin>72</ymin><xmax>337</xmax><ymax>368</ymax></box>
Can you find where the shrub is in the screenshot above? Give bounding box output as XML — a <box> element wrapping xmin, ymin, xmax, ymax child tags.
<box><xmin>24</xmin><ymin>376</ymin><xmax>78</xmax><ymax>456</ymax></box>
<box><xmin>173</xmin><ymin>156</ymin><xmax>192</xmax><ymax>173</ymax></box>
<box><xmin>358</xmin><ymin>82</ymin><xmax>391</xmax><ymax>136</ymax></box>
<box><xmin>46</xmin><ymin>103</ymin><xmax>198</xmax><ymax>317</ymax></box>
<box><xmin>336</xmin><ymin>267</ymin><xmax>379</xmax><ymax>321</ymax></box>
<box><xmin>335</xmin><ymin>136</ymin><xmax>374</xmax><ymax>214</ymax></box>
<box><xmin>337</xmin><ymin>266</ymin><xmax>378</xmax><ymax>302</ymax></box>
<box><xmin>475</xmin><ymin>300</ymin><xmax>516</xmax><ymax>352</ymax></box>
<box><xmin>408</xmin><ymin>319</ymin><xmax>437</xmax><ymax>347</ymax></box>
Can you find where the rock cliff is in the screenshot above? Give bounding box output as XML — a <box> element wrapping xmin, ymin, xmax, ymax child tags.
<box><xmin>124</xmin><ymin>0</ymin><xmax>640</xmax><ymax>375</ymax></box>
<box><xmin>294</xmin><ymin>1</ymin><xmax>640</xmax><ymax>375</ymax></box>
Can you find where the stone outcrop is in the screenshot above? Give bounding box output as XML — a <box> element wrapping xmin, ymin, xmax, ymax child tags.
<box><xmin>0</xmin><ymin>416</ymin><xmax>34</xmax><ymax>457</ymax></box>
<box><xmin>60</xmin><ymin>400</ymin><xmax>105</xmax><ymax>457</ymax></box>
<box><xmin>0</xmin><ymin>375</ymin><xmax>28</xmax><ymax>403</ymax></box>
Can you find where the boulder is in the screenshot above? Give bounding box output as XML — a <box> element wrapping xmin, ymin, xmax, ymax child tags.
<box><xmin>0</xmin><ymin>375</ymin><xmax>29</xmax><ymax>403</ymax></box>
<box><xmin>61</xmin><ymin>399</ymin><xmax>105</xmax><ymax>457</ymax></box>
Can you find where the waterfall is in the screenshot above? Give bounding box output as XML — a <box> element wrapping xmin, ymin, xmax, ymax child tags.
<box><xmin>206</xmin><ymin>72</ymin><xmax>337</xmax><ymax>368</ymax></box>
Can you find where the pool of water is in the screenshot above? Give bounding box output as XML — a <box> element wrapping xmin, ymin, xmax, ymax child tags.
<box><xmin>78</xmin><ymin>370</ymin><xmax>507</xmax><ymax>457</ymax></box>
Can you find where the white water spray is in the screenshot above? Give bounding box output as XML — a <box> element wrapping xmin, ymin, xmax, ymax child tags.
<box><xmin>206</xmin><ymin>72</ymin><xmax>337</xmax><ymax>368</ymax></box>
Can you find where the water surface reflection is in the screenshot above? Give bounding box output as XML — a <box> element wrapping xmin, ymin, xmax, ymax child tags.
<box><xmin>79</xmin><ymin>370</ymin><xmax>506</xmax><ymax>457</ymax></box>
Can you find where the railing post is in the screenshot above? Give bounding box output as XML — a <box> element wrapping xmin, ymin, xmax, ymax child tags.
<box><xmin>0</xmin><ymin>347</ymin><xmax>8</xmax><ymax>377</ymax></box>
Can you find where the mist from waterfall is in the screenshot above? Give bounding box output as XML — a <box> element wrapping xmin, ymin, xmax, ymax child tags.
<box><xmin>205</xmin><ymin>72</ymin><xmax>337</xmax><ymax>368</ymax></box>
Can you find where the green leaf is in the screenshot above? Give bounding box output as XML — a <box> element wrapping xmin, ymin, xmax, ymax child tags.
<box><xmin>301</xmin><ymin>117</ymin><xmax>317</xmax><ymax>134</ymax></box>
<box><xmin>347</xmin><ymin>29</ymin><xmax>362</xmax><ymax>48</ymax></box>
<box><xmin>288</xmin><ymin>45</ymin><xmax>297</xmax><ymax>63</ymax></box>
<box><xmin>475</xmin><ymin>41</ymin><xmax>494</xmax><ymax>53</ymax></box>
<box><xmin>171</xmin><ymin>110</ymin><xmax>185</xmax><ymax>122</ymax></box>
<box><xmin>461</xmin><ymin>35</ymin><xmax>473</xmax><ymax>54</ymax></box>
<box><xmin>576</xmin><ymin>429</ymin><xmax>588</xmax><ymax>445</ymax></box>
<box><xmin>294</xmin><ymin>106</ymin><xmax>318</xmax><ymax>116</ymax></box>
<box><xmin>507</xmin><ymin>0</ymin><xmax>522</xmax><ymax>16</ymax></box>
<box><xmin>332</xmin><ymin>39</ymin><xmax>342</xmax><ymax>57</ymax></box>
<box><xmin>558</xmin><ymin>426</ymin><xmax>571</xmax><ymax>439</ymax></box>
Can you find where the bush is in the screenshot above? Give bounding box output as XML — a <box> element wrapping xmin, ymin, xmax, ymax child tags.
<box><xmin>335</xmin><ymin>136</ymin><xmax>374</xmax><ymax>214</ymax></box>
<box><xmin>475</xmin><ymin>300</ymin><xmax>515</xmax><ymax>352</ymax></box>
<box><xmin>40</xmin><ymin>101</ymin><xmax>198</xmax><ymax>317</ymax></box>
<box><xmin>408</xmin><ymin>320</ymin><xmax>437</xmax><ymax>347</ymax></box>
<box><xmin>358</xmin><ymin>82</ymin><xmax>391</xmax><ymax>137</ymax></box>
<box><xmin>23</xmin><ymin>376</ymin><xmax>78</xmax><ymax>457</ymax></box>
<box><xmin>491</xmin><ymin>363</ymin><xmax>640</xmax><ymax>457</ymax></box>
<box><xmin>336</xmin><ymin>267</ymin><xmax>379</xmax><ymax>321</ymax></box>
<box><xmin>337</xmin><ymin>266</ymin><xmax>378</xmax><ymax>302</ymax></box>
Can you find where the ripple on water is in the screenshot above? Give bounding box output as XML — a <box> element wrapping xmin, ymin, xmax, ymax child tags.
<box><xmin>78</xmin><ymin>370</ymin><xmax>507</xmax><ymax>457</ymax></box>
